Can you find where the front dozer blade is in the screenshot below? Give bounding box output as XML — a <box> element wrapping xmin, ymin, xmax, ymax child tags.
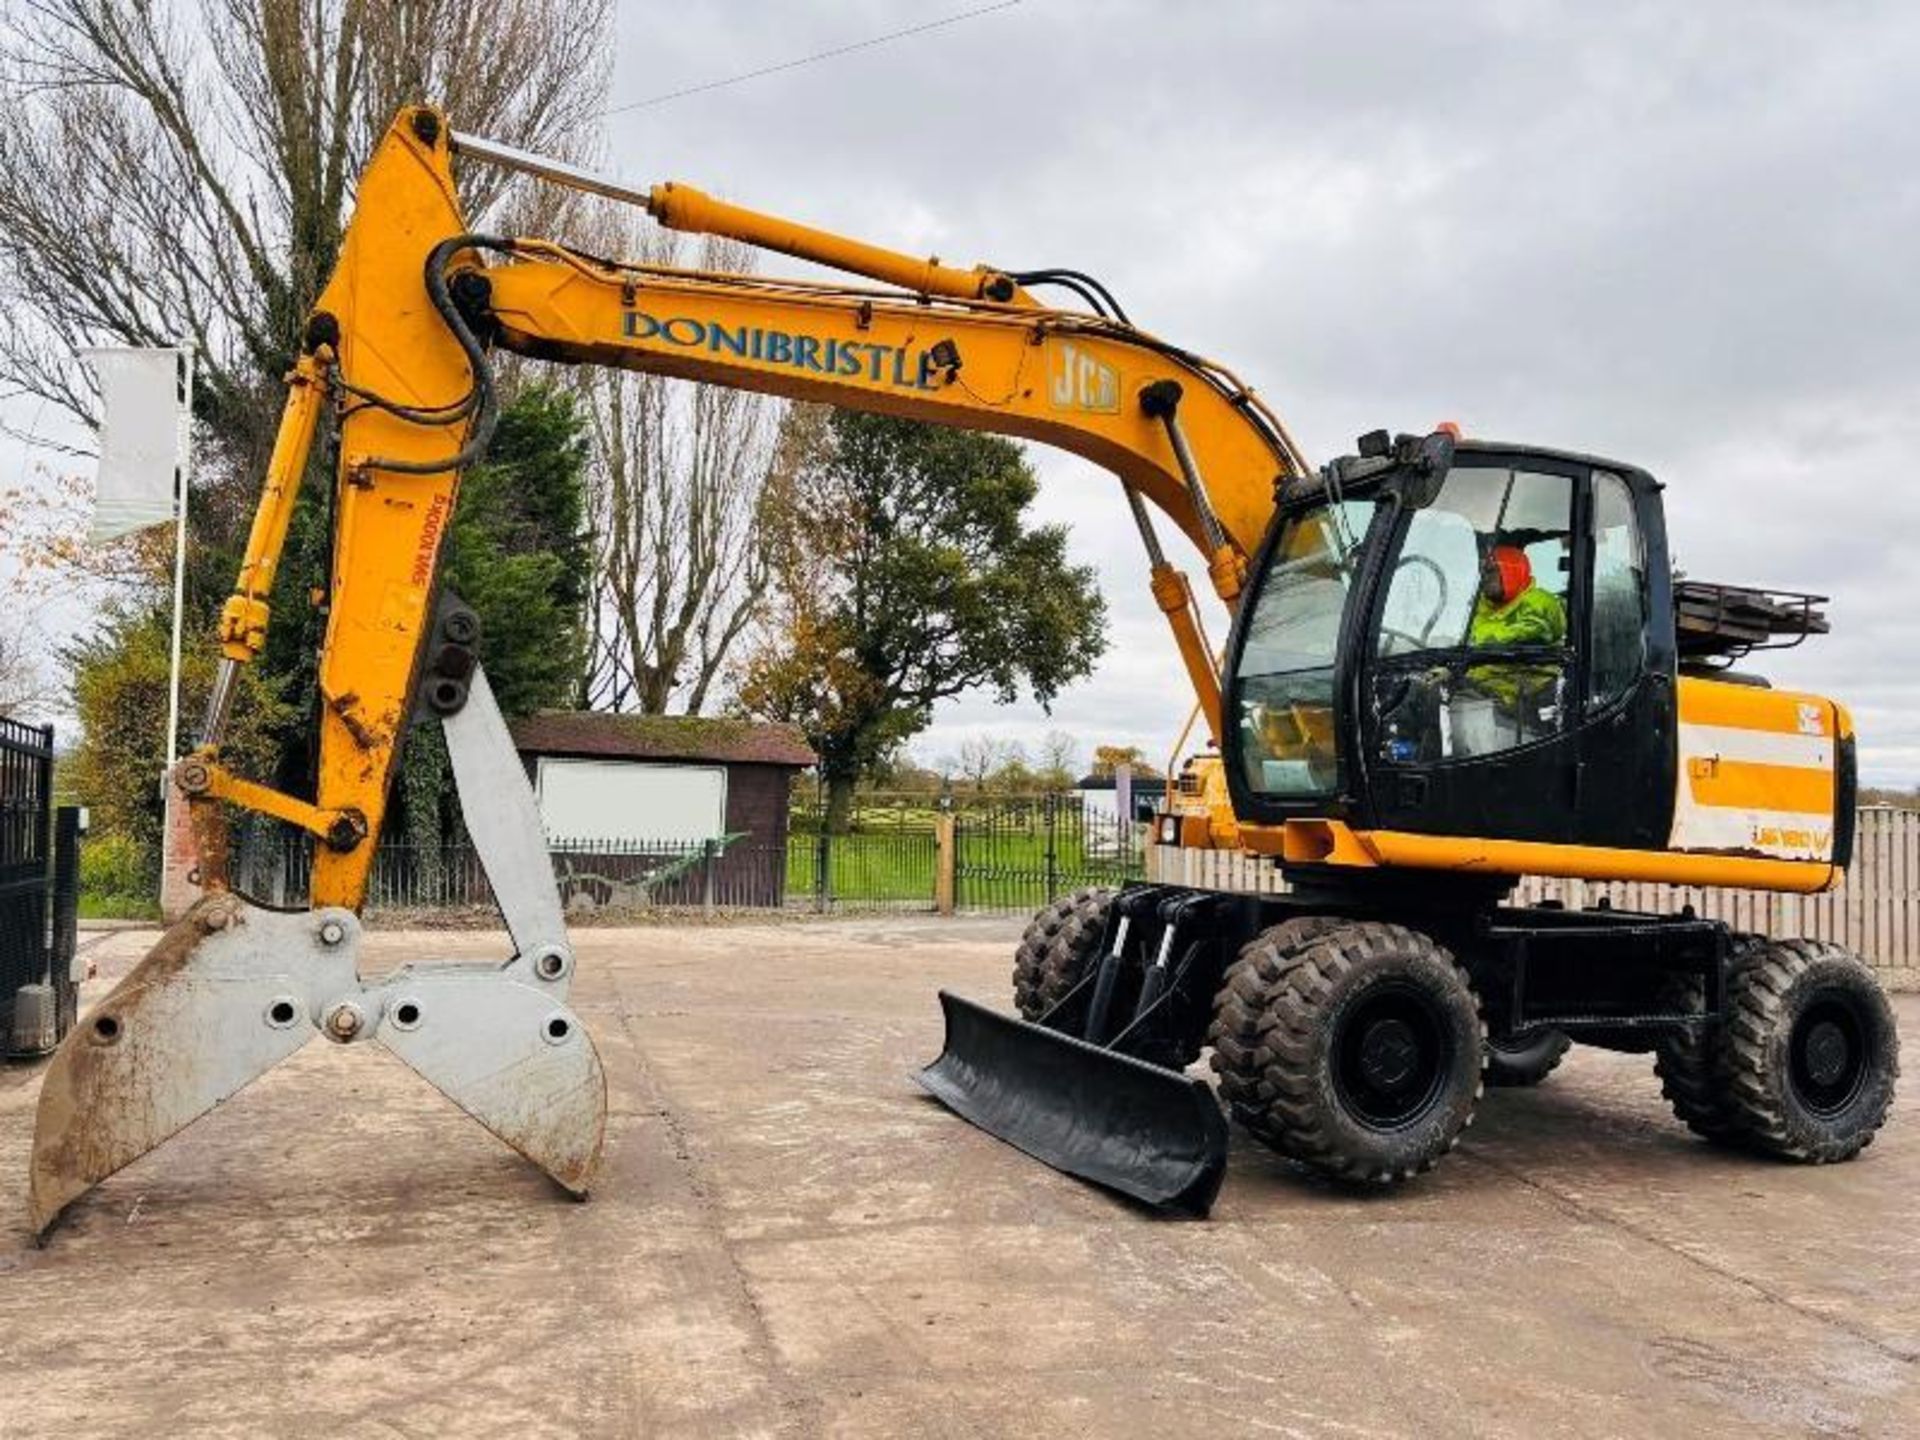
<box><xmin>916</xmin><ymin>991</ymin><xmax>1229</xmax><ymax>1215</ymax></box>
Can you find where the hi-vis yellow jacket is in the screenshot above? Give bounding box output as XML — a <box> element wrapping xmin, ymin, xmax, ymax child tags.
<box><xmin>1466</xmin><ymin>586</ymin><xmax>1566</xmax><ymax>704</ymax></box>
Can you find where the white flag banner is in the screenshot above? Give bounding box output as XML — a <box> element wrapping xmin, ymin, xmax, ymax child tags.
<box><xmin>81</xmin><ymin>346</ymin><xmax>190</xmax><ymax>542</ymax></box>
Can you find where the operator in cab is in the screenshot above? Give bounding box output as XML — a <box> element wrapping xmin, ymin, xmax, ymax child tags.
<box><xmin>1470</xmin><ymin>545</ymin><xmax>1565</xmax><ymax>655</ymax></box>
<box><xmin>1454</xmin><ymin>543</ymin><xmax>1566</xmax><ymax>752</ymax></box>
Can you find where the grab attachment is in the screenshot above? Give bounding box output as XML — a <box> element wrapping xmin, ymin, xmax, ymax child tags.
<box><xmin>27</xmin><ymin>898</ymin><xmax>605</xmax><ymax>1237</ymax></box>
<box><xmin>27</xmin><ymin>660</ymin><xmax>607</xmax><ymax>1236</ymax></box>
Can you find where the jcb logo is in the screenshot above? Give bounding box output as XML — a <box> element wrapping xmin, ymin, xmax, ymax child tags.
<box><xmin>1048</xmin><ymin>341</ymin><xmax>1119</xmax><ymax>414</ymax></box>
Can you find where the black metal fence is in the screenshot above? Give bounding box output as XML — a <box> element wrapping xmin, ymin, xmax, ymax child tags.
<box><xmin>224</xmin><ymin>790</ymin><xmax>1142</xmax><ymax>918</ymax></box>
<box><xmin>954</xmin><ymin>792</ymin><xmax>1143</xmax><ymax>912</ymax></box>
<box><xmin>1</xmin><ymin>717</ymin><xmax>80</xmax><ymax>1054</ymax></box>
<box><xmin>230</xmin><ymin>828</ymin><xmax>942</xmax><ymax>915</ymax></box>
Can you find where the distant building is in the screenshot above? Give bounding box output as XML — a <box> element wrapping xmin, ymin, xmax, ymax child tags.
<box><xmin>508</xmin><ymin>712</ymin><xmax>816</xmax><ymax>909</ymax></box>
<box><xmin>1074</xmin><ymin>770</ymin><xmax>1168</xmax><ymax>825</ymax></box>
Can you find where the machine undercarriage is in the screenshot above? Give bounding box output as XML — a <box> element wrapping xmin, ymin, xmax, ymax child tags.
<box><xmin>920</xmin><ymin>879</ymin><xmax>1899</xmax><ymax>1213</ymax></box>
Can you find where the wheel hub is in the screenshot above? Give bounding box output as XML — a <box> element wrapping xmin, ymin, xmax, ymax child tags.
<box><xmin>1333</xmin><ymin>983</ymin><xmax>1453</xmax><ymax>1132</ymax></box>
<box><xmin>1358</xmin><ymin>1018</ymin><xmax>1420</xmax><ymax>1092</ymax></box>
<box><xmin>1802</xmin><ymin>1020</ymin><xmax>1849</xmax><ymax>1087</ymax></box>
<box><xmin>1789</xmin><ymin>994</ymin><xmax>1869</xmax><ymax>1119</ymax></box>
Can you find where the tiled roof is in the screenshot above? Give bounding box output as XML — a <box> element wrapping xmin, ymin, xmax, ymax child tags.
<box><xmin>508</xmin><ymin>711</ymin><xmax>817</xmax><ymax>767</ymax></box>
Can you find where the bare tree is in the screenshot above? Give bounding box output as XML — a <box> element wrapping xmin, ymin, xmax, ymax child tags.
<box><xmin>954</xmin><ymin>735</ymin><xmax>1007</xmax><ymax>792</ymax></box>
<box><xmin>0</xmin><ymin>628</ymin><xmax>55</xmax><ymax>721</ymax></box>
<box><xmin>579</xmin><ymin>256</ymin><xmax>792</xmax><ymax>714</ymax></box>
<box><xmin>0</xmin><ymin>0</ymin><xmax>611</xmax><ymax>492</ymax></box>
<box><xmin>1037</xmin><ymin>728</ymin><xmax>1079</xmax><ymax>785</ymax></box>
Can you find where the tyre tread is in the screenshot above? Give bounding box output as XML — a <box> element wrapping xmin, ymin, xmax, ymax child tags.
<box><xmin>1211</xmin><ymin>919</ymin><xmax>1483</xmax><ymax>1185</ymax></box>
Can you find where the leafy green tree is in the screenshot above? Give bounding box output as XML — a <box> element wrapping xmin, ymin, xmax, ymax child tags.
<box><xmin>442</xmin><ymin>383</ymin><xmax>592</xmax><ymax>717</ymax></box>
<box><xmin>738</xmin><ymin>411</ymin><xmax>1106</xmax><ymax>833</ymax></box>
<box><xmin>1091</xmin><ymin>744</ymin><xmax>1163</xmax><ymax>780</ymax></box>
<box><xmin>65</xmin><ymin>611</ymin><xmax>293</xmax><ymax>857</ymax></box>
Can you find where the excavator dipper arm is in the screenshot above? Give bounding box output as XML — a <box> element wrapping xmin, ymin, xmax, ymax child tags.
<box><xmin>29</xmin><ymin>106</ymin><xmax>1302</xmax><ymax>1232</ymax></box>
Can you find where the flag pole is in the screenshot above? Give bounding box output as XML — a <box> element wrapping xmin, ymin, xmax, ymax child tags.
<box><xmin>162</xmin><ymin>346</ymin><xmax>193</xmax><ymax>777</ymax></box>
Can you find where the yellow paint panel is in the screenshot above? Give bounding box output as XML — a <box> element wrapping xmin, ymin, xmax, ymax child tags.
<box><xmin>1687</xmin><ymin>758</ymin><xmax>1835</xmax><ymax>812</ymax></box>
<box><xmin>1358</xmin><ymin>828</ymin><xmax>1837</xmax><ymax>893</ymax></box>
<box><xmin>1236</xmin><ymin>820</ymin><xmax>1838</xmax><ymax>893</ymax></box>
<box><xmin>1678</xmin><ymin>676</ymin><xmax>1832</xmax><ymax>735</ymax></box>
<box><xmin>484</xmin><ymin>255</ymin><xmax>1296</xmax><ymax>568</ymax></box>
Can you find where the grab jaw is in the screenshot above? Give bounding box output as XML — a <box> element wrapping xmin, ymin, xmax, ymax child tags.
<box><xmin>27</xmin><ymin>664</ymin><xmax>606</xmax><ymax>1237</ymax></box>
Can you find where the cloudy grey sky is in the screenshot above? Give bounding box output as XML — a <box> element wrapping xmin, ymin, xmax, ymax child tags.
<box><xmin>584</xmin><ymin>0</ymin><xmax>1918</xmax><ymax>778</ymax></box>
<box><xmin>5</xmin><ymin>2</ymin><xmax>1914</xmax><ymax>781</ymax></box>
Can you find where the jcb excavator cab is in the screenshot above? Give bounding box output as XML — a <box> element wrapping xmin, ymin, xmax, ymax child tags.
<box><xmin>1225</xmin><ymin>430</ymin><xmax>1681</xmax><ymax>853</ymax></box>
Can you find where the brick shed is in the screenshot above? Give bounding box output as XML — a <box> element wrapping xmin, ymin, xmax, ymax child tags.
<box><xmin>507</xmin><ymin>712</ymin><xmax>816</xmax><ymax>909</ymax></box>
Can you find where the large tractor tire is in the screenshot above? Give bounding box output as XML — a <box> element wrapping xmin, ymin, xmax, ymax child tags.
<box><xmin>1717</xmin><ymin>939</ymin><xmax>1899</xmax><ymax>1162</ymax></box>
<box><xmin>1011</xmin><ymin>887</ymin><xmax>1114</xmax><ymax>1021</ymax></box>
<box><xmin>1210</xmin><ymin>921</ymin><xmax>1485</xmax><ymax>1185</ymax></box>
<box><xmin>1208</xmin><ymin>914</ymin><xmax>1347</xmax><ymax>1122</ymax></box>
<box><xmin>1484</xmin><ymin>1029</ymin><xmax>1572</xmax><ymax>1087</ymax></box>
<box><xmin>1654</xmin><ymin>935</ymin><xmax>1762</xmax><ymax>1144</ymax></box>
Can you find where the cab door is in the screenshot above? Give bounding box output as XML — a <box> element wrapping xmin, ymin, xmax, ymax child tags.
<box><xmin>1566</xmin><ymin>466</ymin><xmax>1676</xmax><ymax>850</ymax></box>
<box><xmin>1358</xmin><ymin>452</ymin><xmax>1589</xmax><ymax>844</ymax></box>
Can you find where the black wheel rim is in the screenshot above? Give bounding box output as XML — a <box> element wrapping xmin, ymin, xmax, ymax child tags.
<box><xmin>1333</xmin><ymin>980</ymin><xmax>1454</xmax><ymax>1131</ymax></box>
<box><xmin>1789</xmin><ymin>992</ymin><xmax>1871</xmax><ymax>1119</ymax></box>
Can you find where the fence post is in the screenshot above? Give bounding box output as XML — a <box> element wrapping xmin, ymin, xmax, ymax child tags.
<box><xmin>702</xmin><ymin>838</ymin><xmax>717</xmax><ymax>916</ymax></box>
<box><xmin>50</xmin><ymin>806</ymin><xmax>81</xmax><ymax>1040</ymax></box>
<box><xmin>934</xmin><ymin>813</ymin><xmax>956</xmax><ymax>916</ymax></box>
<box><xmin>815</xmin><ymin>829</ymin><xmax>831</xmax><ymax>914</ymax></box>
<box><xmin>1044</xmin><ymin>791</ymin><xmax>1059</xmax><ymax>902</ymax></box>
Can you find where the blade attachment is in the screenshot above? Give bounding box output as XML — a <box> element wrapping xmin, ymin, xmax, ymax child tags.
<box><xmin>917</xmin><ymin>991</ymin><xmax>1229</xmax><ymax>1215</ymax></box>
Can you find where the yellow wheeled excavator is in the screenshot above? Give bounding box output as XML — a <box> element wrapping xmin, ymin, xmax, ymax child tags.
<box><xmin>29</xmin><ymin>107</ymin><xmax>1896</xmax><ymax>1233</ymax></box>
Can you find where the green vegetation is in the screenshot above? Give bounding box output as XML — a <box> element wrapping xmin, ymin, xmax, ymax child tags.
<box><xmin>783</xmin><ymin>795</ymin><xmax>1144</xmax><ymax>905</ymax></box>
<box><xmin>64</xmin><ymin>612</ymin><xmax>292</xmax><ymax>860</ymax></box>
<box><xmin>739</xmin><ymin>411</ymin><xmax>1107</xmax><ymax>834</ymax></box>
<box><xmin>441</xmin><ymin>385</ymin><xmax>593</xmax><ymax>719</ymax></box>
<box><xmin>77</xmin><ymin>833</ymin><xmax>161</xmax><ymax>921</ymax></box>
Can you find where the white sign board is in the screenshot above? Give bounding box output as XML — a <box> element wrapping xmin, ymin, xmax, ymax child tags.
<box><xmin>81</xmin><ymin>346</ymin><xmax>191</xmax><ymax>541</ymax></box>
<box><xmin>535</xmin><ymin>758</ymin><xmax>727</xmax><ymax>845</ymax></box>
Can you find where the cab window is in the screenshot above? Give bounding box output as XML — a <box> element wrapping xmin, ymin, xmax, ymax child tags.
<box><xmin>1234</xmin><ymin>499</ymin><xmax>1373</xmax><ymax>797</ymax></box>
<box><xmin>1369</xmin><ymin>466</ymin><xmax>1574</xmax><ymax>762</ymax></box>
<box><xmin>1588</xmin><ymin>470</ymin><xmax>1648</xmax><ymax>708</ymax></box>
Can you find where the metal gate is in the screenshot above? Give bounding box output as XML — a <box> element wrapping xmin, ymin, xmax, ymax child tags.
<box><xmin>1</xmin><ymin>717</ymin><xmax>80</xmax><ymax>1055</ymax></box>
<box><xmin>953</xmin><ymin>792</ymin><xmax>1144</xmax><ymax>913</ymax></box>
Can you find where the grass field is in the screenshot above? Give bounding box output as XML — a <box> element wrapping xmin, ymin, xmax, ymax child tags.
<box><xmin>783</xmin><ymin>822</ymin><xmax>1141</xmax><ymax>909</ymax></box>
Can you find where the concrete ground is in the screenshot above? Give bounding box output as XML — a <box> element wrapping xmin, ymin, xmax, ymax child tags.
<box><xmin>0</xmin><ymin>917</ymin><xmax>1915</xmax><ymax>1439</ymax></box>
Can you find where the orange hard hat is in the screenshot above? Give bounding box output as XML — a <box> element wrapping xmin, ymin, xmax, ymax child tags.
<box><xmin>1489</xmin><ymin>545</ymin><xmax>1531</xmax><ymax>604</ymax></box>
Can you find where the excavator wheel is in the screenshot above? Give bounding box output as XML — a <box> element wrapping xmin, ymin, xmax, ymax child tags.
<box><xmin>1211</xmin><ymin>921</ymin><xmax>1484</xmax><ymax>1185</ymax></box>
<box><xmin>1208</xmin><ymin>914</ymin><xmax>1347</xmax><ymax>1136</ymax></box>
<box><xmin>1484</xmin><ymin>1029</ymin><xmax>1572</xmax><ymax>1087</ymax></box>
<box><xmin>1012</xmin><ymin>887</ymin><xmax>1115</xmax><ymax>1021</ymax></box>
<box><xmin>1716</xmin><ymin>938</ymin><xmax>1899</xmax><ymax>1163</ymax></box>
<box><xmin>1654</xmin><ymin>934</ymin><xmax>1761</xmax><ymax>1144</ymax></box>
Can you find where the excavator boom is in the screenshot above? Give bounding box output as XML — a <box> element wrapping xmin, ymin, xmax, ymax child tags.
<box><xmin>29</xmin><ymin>107</ymin><xmax>1308</xmax><ymax>1231</ymax></box>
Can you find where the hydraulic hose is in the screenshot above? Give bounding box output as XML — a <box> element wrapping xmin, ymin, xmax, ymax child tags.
<box><xmin>355</xmin><ymin>233</ymin><xmax>513</xmax><ymax>476</ymax></box>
